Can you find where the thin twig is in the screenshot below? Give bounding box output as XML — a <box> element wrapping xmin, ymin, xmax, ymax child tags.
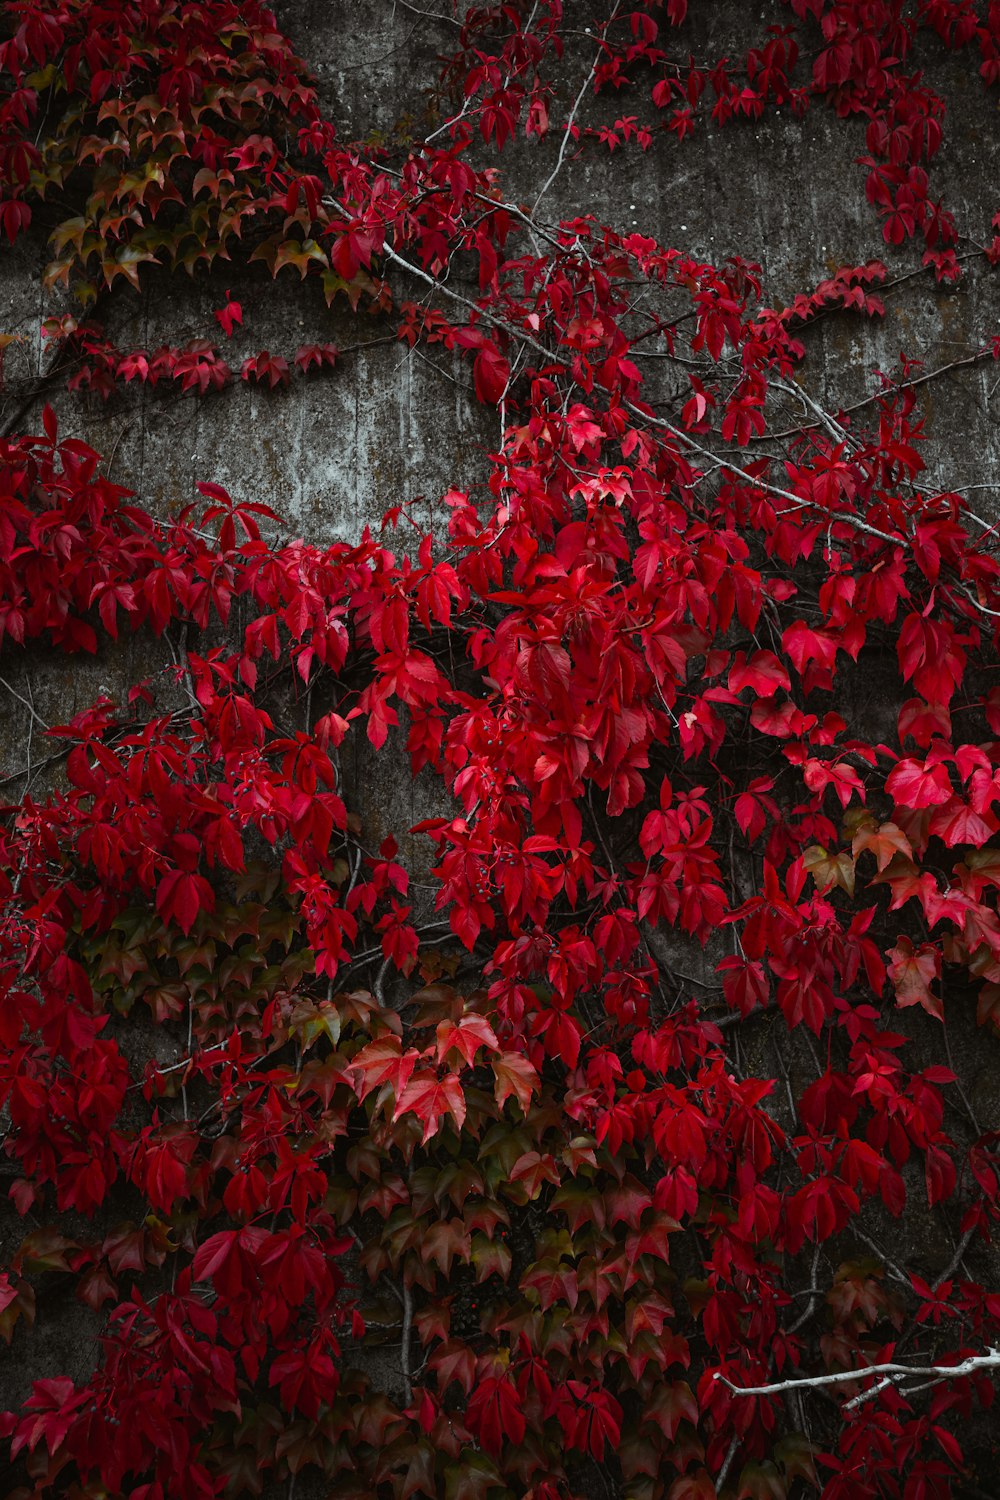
<box><xmin>934</xmin><ymin>1223</ymin><xmax>978</xmax><ymax>1293</ymax></box>
<box><xmin>531</xmin><ymin>5</ymin><xmax>622</xmax><ymax>216</ymax></box>
<box><xmin>0</xmin><ymin>675</ymin><xmax>49</xmax><ymax>733</ymax></box>
<box><xmin>371</xmin><ymin>235</ymin><xmax>908</xmax><ymax>550</ymax></box>
<box><xmin>400</xmin><ymin>1280</ymin><xmax>414</xmax><ymax>1405</ymax></box>
<box><xmin>759</xmin><ymin>350</ymin><xmax>991</xmax><ymax>442</ymax></box>
<box><xmin>391</xmin><ymin>0</ymin><xmax>461</xmax><ymax>25</ymax></box>
<box><xmin>714</xmin><ymin>1433</ymin><xmax>739</xmax><ymax>1489</ymax></box>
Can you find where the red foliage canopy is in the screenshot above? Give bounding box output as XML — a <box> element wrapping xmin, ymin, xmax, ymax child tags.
<box><xmin>2</xmin><ymin>2</ymin><xmax>1000</xmax><ymax>1498</ymax></box>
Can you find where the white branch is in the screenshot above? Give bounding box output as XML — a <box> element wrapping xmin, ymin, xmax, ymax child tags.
<box><xmin>350</xmin><ymin>212</ymin><xmax>913</xmax><ymax>554</ymax></box>
<box><xmin>651</xmin><ymin>414</ymin><xmax>904</xmax><ymax>547</ymax></box>
<box><xmin>531</xmin><ymin>4</ymin><xmax>621</xmax><ymax>216</ymax></box>
<box><xmin>717</xmin><ymin>1348</ymin><xmax>1000</xmax><ymax>1400</ymax></box>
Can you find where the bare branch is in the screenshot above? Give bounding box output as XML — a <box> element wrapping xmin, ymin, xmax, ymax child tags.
<box><xmin>390</xmin><ymin>0</ymin><xmax>461</xmax><ymax>25</ymax></box>
<box><xmin>531</xmin><ymin>5</ymin><xmax>622</xmax><ymax>216</ymax></box>
<box><xmin>714</xmin><ymin>1433</ymin><xmax>739</xmax><ymax>1489</ymax></box>
<box><xmin>0</xmin><ymin>673</ymin><xmax>49</xmax><ymax>733</ymax></box>
<box><xmin>375</xmin><ymin>236</ymin><xmax>908</xmax><ymax>549</ymax></box>
<box><xmin>761</xmin><ymin>350</ymin><xmax>991</xmax><ymax>443</ymax></box>
<box><xmin>934</xmin><ymin>1223</ymin><xmax>979</xmax><ymax>1293</ymax></box>
<box><xmin>651</xmin><ymin>414</ymin><xmax>905</xmax><ymax>546</ymax></box>
<box><xmin>400</xmin><ymin>1280</ymin><xmax>414</xmax><ymax>1405</ymax></box>
<box><xmin>717</xmin><ymin>1347</ymin><xmax>1000</xmax><ymax>1400</ymax></box>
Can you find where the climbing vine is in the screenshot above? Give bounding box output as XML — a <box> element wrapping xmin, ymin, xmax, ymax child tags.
<box><xmin>3</xmin><ymin>3</ymin><xmax>1000</xmax><ymax>1498</ymax></box>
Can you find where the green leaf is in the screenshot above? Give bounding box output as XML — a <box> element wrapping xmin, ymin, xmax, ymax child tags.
<box><xmin>444</xmin><ymin>1451</ymin><xmax>502</xmax><ymax>1500</ymax></box>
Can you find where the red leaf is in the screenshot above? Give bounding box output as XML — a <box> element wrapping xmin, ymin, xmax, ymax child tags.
<box><xmin>214</xmin><ymin>291</ymin><xmax>243</xmax><ymax>338</ymax></box>
<box><xmin>393</xmin><ymin>1070</ymin><xmax>466</xmax><ymax>1141</ymax></box>
<box><xmin>156</xmin><ymin>869</ymin><xmax>214</xmax><ymax>936</ymax></box>
<box><xmin>467</xmin><ymin>1375</ymin><xmax>525</xmax><ymax>1454</ymax></box>
<box><xmin>492</xmin><ymin>1051</ymin><xmax>540</xmax><ymax>1113</ymax></box>
<box><xmin>473</xmin><ymin>342</ymin><xmax>509</xmax><ymax>405</ymax></box>
<box><xmin>888</xmin><ymin>936</ymin><xmax>942</xmax><ymax>1020</ymax></box>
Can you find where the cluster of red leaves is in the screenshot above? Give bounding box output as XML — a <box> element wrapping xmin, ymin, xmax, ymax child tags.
<box><xmin>38</xmin><ymin>314</ymin><xmax>340</xmax><ymax>401</ymax></box>
<box><xmin>442</xmin><ymin>0</ymin><xmax>1000</xmax><ymax>281</ymax></box>
<box><xmin>3</xmin><ymin>3</ymin><xmax>1000</xmax><ymax>1500</ymax></box>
